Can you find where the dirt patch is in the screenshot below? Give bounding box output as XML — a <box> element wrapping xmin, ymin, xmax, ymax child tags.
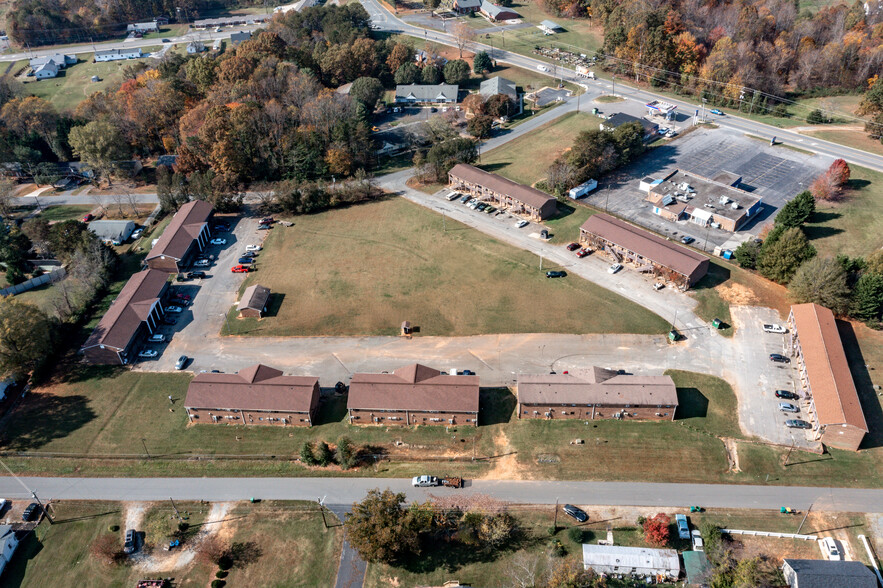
<box><xmin>135</xmin><ymin>502</ymin><xmax>234</xmax><ymax>573</ymax></box>
<box><xmin>479</xmin><ymin>430</ymin><xmax>522</xmax><ymax>480</ymax></box>
<box><xmin>124</xmin><ymin>502</ymin><xmax>147</xmax><ymax>532</ymax></box>
<box><xmin>716</xmin><ymin>282</ymin><xmax>759</xmax><ymax>306</ymax></box>
<box><xmin>723</xmin><ymin>438</ymin><xmax>741</xmax><ymax>473</ymax></box>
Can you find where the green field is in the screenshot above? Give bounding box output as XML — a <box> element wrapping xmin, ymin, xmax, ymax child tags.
<box><xmin>224</xmin><ymin>197</ymin><xmax>669</xmax><ymax>337</ymax></box>
<box><xmin>4</xmin><ymin>500</ymin><xmax>341</xmax><ymax>588</ymax></box>
<box><xmin>481</xmin><ymin>111</ymin><xmax>603</xmax><ymax>186</ymax></box>
<box><xmin>543</xmin><ymin>201</ymin><xmax>595</xmax><ymax>244</ymax></box>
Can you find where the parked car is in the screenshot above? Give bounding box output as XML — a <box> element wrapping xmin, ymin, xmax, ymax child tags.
<box><xmin>576</xmin><ymin>248</ymin><xmax>590</xmax><ymax>258</ymax></box>
<box><xmin>213</xmin><ymin>224</ymin><xmax>230</xmax><ymax>232</ymax></box>
<box><xmin>165</xmin><ymin>306</ymin><xmax>183</xmax><ymax>313</ymax></box>
<box><xmin>562</xmin><ymin>504</ymin><xmax>588</xmax><ymax>523</ymax></box>
<box><xmin>245</xmin><ymin>244</ymin><xmax>261</xmax><ymax>252</ymax></box>
<box><xmin>412</xmin><ymin>475</ymin><xmax>439</xmax><ymax>487</ymax></box>
<box><xmin>22</xmin><ymin>502</ymin><xmax>41</xmax><ymax>521</ymax></box>
<box><xmin>187</xmin><ymin>271</ymin><xmax>206</xmax><ymax>279</ymax></box>
<box><xmin>237</xmin><ymin>257</ymin><xmax>254</xmax><ymax>264</ymax></box>
<box><xmin>461</xmin><ymin>369</ymin><xmax>475</xmax><ymax>375</ymax></box>
<box><xmin>763</xmin><ymin>324</ymin><xmax>787</xmax><ymax>334</ymax></box>
<box><xmin>131</xmin><ymin>228</ymin><xmax>143</xmax><ymax>240</ymax></box>
<box><xmin>515</xmin><ymin>220</ymin><xmax>529</xmax><ymax>228</ymax></box>
<box><xmin>653</xmin><ymin>282</ymin><xmax>665</xmax><ymax>290</ymax></box>
<box><xmin>676</xmin><ymin>514</ymin><xmax>690</xmax><ymax>539</ymax></box>
<box><xmin>566</xmin><ymin>242</ymin><xmax>580</xmax><ymax>251</ymax></box>
<box><xmin>137</xmin><ymin>349</ymin><xmax>158</xmax><ymax>359</ymax></box>
<box><xmin>691</xmin><ymin>529</ymin><xmax>704</xmax><ymax>551</ymax></box>
<box><xmin>778</xmin><ymin>402</ymin><xmax>799</xmax><ymax>413</ymax></box>
<box><xmin>775</xmin><ymin>390</ymin><xmax>798</xmax><ymax>400</ymax></box>
<box><xmin>445</xmin><ymin>191</ymin><xmax>460</xmax><ymax>201</ymax></box>
<box><xmin>485</xmin><ymin>206</ymin><xmax>496</xmax><ymax>214</ymax></box>
<box><xmin>175</xmin><ymin>355</ymin><xmax>188</xmax><ymax>370</ymax></box>
<box><xmin>148</xmin><ymin>334</ymin><xmax>166</xmax><ymax>343</ymax></box>
<box><xmin>210</xmin><ymin>238</ymin><xmax>227</xmax><ymax>246</ymax></box>
<box><xmin>476</xmin><ymin>202</ymin><xmax>487</xmax><ymax>212</ymax></box>
<box><xmin>241</xmin><ymin>251</ymin><xmax>258</xmax><ymax>258</ymax></box>
<box><xmin>770</xmin><ymin>353</ymin><xmax>790</xmax><ymax>364</ymax></box>
<box><xmin>546</xmin><ymin>270</ymin><xmax>566</xmax><ymax>278</ymax></box>
<box><xmin>231</xmin><ymin>265</ymin><xmax>251</xmax><ymax>273</ymax></box>
<box><xmin>174</xmin><ymin>293</ymin><xmax>191</xmax><ymax>301</ymax></box>
<box><xmin>608</xmin><ymin>264</ymin><xmax>623</xmax><ymax>274</ymax></box>
<box><xmin>820</xmin><ymin>537</ymin><xmax>841</xmax><ymax>560</ymax></box>
<box><xmin>162</xmin><ymin>316</ymin><xmax>178</xmax><ymax>325</ymax></box>
<box><xmin>193</xmin><ymin>259</ymin><xmax>211</xmax><ymax>267</ymax></box>
<box><xmin>161</xmin><ymin>38</ymin><xmax>171</xmax><ymax>43</ymax></box>
<box><xmin>709</xmin><ymin>109</ymin><xmax>724</xmax><ymax>115</ymax></box>
<box><xmin>680</xmin><ymin>236</ymin><xmax>695</xmax><ymax>244</ymax></box>
<box><xmin>785</xmin><ymin>419</ymin><xmax>812</xmax><ymax>429</ymax></box>
<box><xmin>124</xmin><ymin>529</ymin><xmax>138</xmax><ymax>554</ymax></box>
<box><xmin>82</xmin><ymin>213</ymin><xmax>94</xmax><ymax>223</ymax></box>
<box><xmin>260</xmin><ymin>217</ymin><xmax>275</xmax><ymax>224</ymax></box>
<box><xmin>459</xmin><ymin>194</ymin><xmax>472</xmax><ymax>203</ymax></box>
<box><xmin>257</xmin><ymin>224</ymin><xmax>271</xmax><ymax>230</ymax></box>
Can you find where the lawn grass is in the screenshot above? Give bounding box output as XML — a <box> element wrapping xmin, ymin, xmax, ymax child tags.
<box><xmin>481</xmin><ymin>111</ymin><xmax>603</xmax><ymax>186</ymax></box>
<box><xmin>594</xmin><ymin>95</ymin><xmax>624</xmax><ymax>103</ymax></box>
<box><xmin>36</xmin><ymin>204</ymin><xmax>95</xmax><ymax>222</ymax></box>
<box><xmin>689</xmin><ymin>261</ymin><xmax>735</xmax><ymax>337</ymax></box>
<box><xmin>224</xmin><ymin>197</ymin><xmax>670</xmax><ymax>337</ymax></box>
<box><xmin>803</xmin><ymin>128</ymin><xmax>883</xmax><ymax>157</ymax></box>
<box><xmin>544</xmin><ymin>200</ymin><xmax>595</xmax><ymax>244</ymax></box>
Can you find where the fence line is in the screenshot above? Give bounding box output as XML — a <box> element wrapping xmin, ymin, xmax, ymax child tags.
<box><xmin>721</xmin><ymin>529</ymin><xmax>817</xmax><ymax>541</ymax></box>
<box><xmin>0</xmin><ymin>268</ymin><xmax>66</xmax><ymax>297</ymax></box>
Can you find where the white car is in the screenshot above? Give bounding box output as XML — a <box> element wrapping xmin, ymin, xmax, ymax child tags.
<box><xmin>210</xmin><ymin>238</ymin><xmax>227</xmax><ymax>246</ymax></box>
<box><xmin>819</xmin><ymin>537</ymin><xmax>841</xmax><ymax>560</ymax></box>
<box><xmin>445</xmin><ymin>191</ymin><xmax>460</xmax><ymax>201</ymax></box>
<box><xmin>245</xmin><ymin>244</ymin><xmax>262</xmax><ymax>252</ymax></box>
<box><xmin>194</xmin><ymin>259</ymin><xmax>211</xmax><ymax>267</ymax></box>
<box><xmin>131</xmin><ymin>229</ymin><xmax>143</xmax><ymax>240</ymax></box>
<box><xmin>691</xmin><ymin>530</ymin><xmax>704</xmax><ymax>551</ymax></box>
<box><xmin>608</xmin><ymin>264</ymin><xmax>623</xmax><ymax>274</ymax></box>
<box><xmin>165</xmin><ymin>306</ymin><xmax>183</xmax><ymax>313</ymax></box>
<box><xmin>763</xmin><ymin>323</ymin><xmax>787</xmax><ymax>334</ymax></box>
<box><xmin>515</xmin><ymin>220</ymin><xmax>529</xmax><ymax>229</ymax></box>
<box><xmin>148</xmin><ymin>333</ymin><xmax>166</xmax><ymax>343</ymax></box>
<box><xmin>537</xmin><ymin>64</ymin><xmax>548</xmax><ymax>72</ymax></box>
<box><xmin>137</xmin><ymin>349</ymin><xmax>158</xmax><ymax>359</ymax></box>
<box><xmin>653</xmin><ymin>282</ymin><xmax>664</xmax><ymax>290</ymax></box>
<box><xmin>0</xmin><ymin>499</ymin><xmax>7</xmax><ymax>513</ymax></box>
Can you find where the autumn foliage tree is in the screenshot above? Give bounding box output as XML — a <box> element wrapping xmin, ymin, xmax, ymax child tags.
<box><xmin>642</xmin><ymin>513</ymin><xmax>671</xmax><ymax>546</ymax></box>
<box><xmin>345</xmin><ymin>489</ymin><xmax>422</xmax><ymax>564</ymax></box>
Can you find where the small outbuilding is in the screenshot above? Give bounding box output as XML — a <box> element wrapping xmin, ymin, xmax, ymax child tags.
<box><xmin>238</xmin><ymin>284</ymin><xmax>271</xmax><ymax>318</ymax></box>
<box><xmin>538</xmin><ymin>20</ymin><xmax>563</xmax><ymax>34</ymax></box>
<box><xmin>582</xmin><ymin>544</ymin><xmax>680</xmax><ymax>579</ymax></box>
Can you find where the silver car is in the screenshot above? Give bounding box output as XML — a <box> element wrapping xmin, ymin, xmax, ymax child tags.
<box><xmin>778</xmin><ymin>402</ymin><xmax>799</xmax><ymax>413</ymax></box>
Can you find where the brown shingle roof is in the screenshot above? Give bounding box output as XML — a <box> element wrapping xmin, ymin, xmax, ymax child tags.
<box><xmin>239</xmin><ymin>284</ymin><xmax>270</xmax><ymax>312</ymax></box>
<box><xmin>348</xmin><ymin>363</ymin><xmax>479</xmax><ymax>413</ymax></box>
<box><xmin>580</xmin><ymin>213</ymin><xmax>709</xmax><ymax>279</ymax></box>
<box><xmin>790</xmin><ymin>304</ymin><xmax>868</xmax><ymax>432</ymax></box>
<box><xmin>185</xmin><ymin>363</ymin><xmax>319</xmax><ymax>413</ymax></box>
<box><xmin>449</xmin><ymin>163</ymin><xmax>555</xmax><ymax>211</ymax></box>
<box><xmin>146</xmin><ymin>200</ymin><xmax>213</xmax><ymax>262</ymax></box>
<box><xmin>82</xmin><ymin>269</ymin><xmax>169</xmax><ymax>351</ymax></box>
<box><xmin>518</xmin><ymin>371</ymin><xmax>677</xmax><ymax>406</ymax></box>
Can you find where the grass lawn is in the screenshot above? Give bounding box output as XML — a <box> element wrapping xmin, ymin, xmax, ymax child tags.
<box><xmin>481</xmin><ymin>111</ymin><xmax>603</xmax><ymax>186</ymax></box>
<box><xmin>4</xmin><ymin>500</ymin><xmax>341</xmax><ymax>588</ymax></box>
<box><xmin>689</xmin><ymin>261</ymin><xmax>735</xmax><ymax>337</ymax></box>
<box><xmin>36</xmin><ymin>204</ymin><xmax>95</xmax><ymax>222</ymax></box>
<box><xmin>594</xmin><ymin>95</ymin><xmax>624</xmax><ymax>103</ymax></box>
<box><xmin>224</xmin><ymin>197</ymin><xmax>669</xmax><ymax>337</ymax></box>
<box><xmin>544</xmin><ymin>201</ymin><xmax>595</xmax><ymax>244</ymax></box>
<box><xmin>803</xmin><ymin>128</ymin><xmax>883</xmax><ymax>157</ymax></box>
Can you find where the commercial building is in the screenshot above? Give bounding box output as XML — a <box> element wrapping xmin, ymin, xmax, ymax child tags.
<box><xmin>145</xmin><ymin>200</ymin><xmax>213</xmax><ymax>273</ymax></box>
<box><xmin>788</xmin><ymin>303</ymin><xmax>868</xmax><ymax>451</ymax></box>
<box><xmin>600</xmin><ymin>112</ymin><xmax>658</xmax><ymax>140</ymax></box>
<box><xmin>644</xmin><ymin>170</ymin><xmax>762</xmax><ymax>232</ymax></box>
<box><xmin>449</xmin><ymin>163</ymin><xmax>557</xmax><ymax>221</ymax></box>
<box><xmin>95</xmin><ymin>48</ymin><xmax>143</xmax><ymax>61</ymax></box>
<box><xmin>579</xmin><ymin>213</ymin><xmax>709</xmax><ymax>289</ymax></box>
<box><xmin>88</xmin><ymin>220</ymin><xmax>136</xmax><ymax>244</ymax></box>
<box><xmin>347</xmin><ymin>364</ymin><xmax>479</xmax><ymax>426</ymax></box>
<box><xmin>782</xmin><ymin>559</ymin><xmax>877</xmax><ymax>588</ymax></box>
<box><xmin>479</xmin><ymin>76</ymin><xmax>517</xmax><ymax>102</ymax></box>
<box><xmin>582</xmin><ymin>544</ymin><xmax>680</xmax><ymax>579</ymax></box>
<box><xmin>517</xmin><ymin>367</ymin><xmax>677</xmax><ymax>421</ymax></box>
<box><xmin>479</xmin><ymin>0</ymin><xmax>520</xmax><ymax>21</ymax></box>
<box><xmin>81</xmin><ymin>269</ymin><xmax>169</xmax><ymax>364</ymax></box>
<box><xmin>394</xmin><ymin>84</ymin><xmax>459</xmax><ymax>104</ymax></box>
<box><xmin>185</xmin><ymin>364</ymin><xmax>320</xmax><ymax>427</ymax></box>
<box><xmin>238</xmin><ymin>284</ymin><xmax>270</xmax><ymax>318</ymax></box>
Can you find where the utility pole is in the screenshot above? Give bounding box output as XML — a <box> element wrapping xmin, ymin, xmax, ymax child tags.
<box><xmin>783</xmin><ymin>439</ymin><xmax>795</xmax><ymax>466</ymax></box>
<box><xmin>797</xmin><ymin>503</ymin><xmax>813</xmax><ymax>534</ymax></box>
<box><xmin>539</xmin><ymin>254</ymin><xmax>543</xmax><ymax>270</ymax></box>
<box><xmin>612</xmin><ymin>74</ymin><xmax>615</xmax><ymax>97</ymax></box>
<box><xmin>442</xmin><ymin>211</ymin><xmax>446</xmax><ymax>232</ymax></box>
<box><xmin>141</xmin><ymin>438</ymin><xmax>151</xmax><ymax>459</ymax></box>
<box><xmin>31</xmin><ymin>491</ymin><xmax>54</xmax><ymax>524</ymax></box>
<box><xmin>553</xmin><ymin>497</ymin><xmax>559</xmax><ymax>531</ymax></box>
<box><xmin>317</xmin><ymin>497</ymin><xmax>328</xmax><ymax>529</ymax></box>
<box><xmin>0</xmin><ymin>458</ymin><xmax>52</xmax><ymax>524</ymax></box>
<box><xmin>703</xmin><ymin>222</ymin><xmax>711</xmax><ymax>252</ymax></box>
<box><xmin>169</xmin><ymin>497</ymin><xmax>184</xmax><ymax>521</ymax></box>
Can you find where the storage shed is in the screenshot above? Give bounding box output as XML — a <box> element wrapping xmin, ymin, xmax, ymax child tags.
<box><xmin>238</xmin><ymin>284</ymin><xmax>271</xmax><ymax>318</ymax></box>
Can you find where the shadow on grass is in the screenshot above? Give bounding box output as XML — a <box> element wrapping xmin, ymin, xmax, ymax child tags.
<box><xmin>675</xmin><ymin>388</ymin><xmax>709</xmax><ymax>420</ymax></box>
<box><xmin>692</xmin><ymin>261</ymin><xmax>730</xmax><ymax>290</ymax></box>
<box><xmin>551</xmin><ymin>201</ymin><xmax>576</xmax><ymax>221</ymax></box>
<box><xmin>2</xmin><ymin>531</ymin><xmax>43</xmax><ymax>588</ymax></box>
<box><xmin>315</xmin><ymin>396</ymin><xmax>348</xmax><ymax>426</ymax></box>
<box><xmin>809</xmin><ymin>210</ymin><xmax>841</xmax><ymax>223</ymax></box>
<box><xmin>53</xmin><ymin>508</ymin><xmax>120</xmax><ymax>524</ymax></box>
<box><xmin>846</xmin><ymin>178</ymin><xmax>871</xmax><ymax>190</ymax></box>
<box><xmin>838</xmin><ymin>320</ymin><xmax>883</xmax><ymax>450</ymax></box>
<box><xmin>0</xmin><ymin>394</ymin><xmax>96</xmax><ymax>451</ymax></box>
<box><xmin>479</xmin><ymin>388</ymin><xmax>516</xmax><ymax>426</ymax></box>
<box><xmin>397</xmin><ymin>528</ymin><xmax>536</xmax><ymax>574</ymax></box>
<box><xmin>803</xmin><ymin>224</ymin><xmax>845</xmax><ymax>240</ymax></box>
<box><xmin>479</xmin><ymin>162</ymin><xmax>511</xmax><ymax>173</ymax></box>
<box><xmin>263</xmin><ymin>292</ymin><xmax>285</xmax><ymax>318</ymax></box>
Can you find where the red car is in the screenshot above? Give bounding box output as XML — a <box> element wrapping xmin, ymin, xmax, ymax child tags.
<box><xmin>231</xmin><ymin>265</ymin><xmax>251</xmax><ymax>273</ymax></box>
<box><xmin>566</xmin><ymin>242</ymin><xmax>580</xmax><ymax>251</ymax></box>
<box><xmin>576</xmin><ymin>248</ymin><xmax>591</xmax><ymax>258</ymax></box>
<box><xmin>260</xmin><ymin>217</ymin><xmax>275</xmax><ymax>224</ymax></box>
<box><xmin>82</xmin><ymin>213</ymin><xmax>94</xmax><ymax>223</ymax></box>
<box><xmin>174</xmin><ymin>293</ymin><xmax>191</xmax><ymax>301</ymax></box>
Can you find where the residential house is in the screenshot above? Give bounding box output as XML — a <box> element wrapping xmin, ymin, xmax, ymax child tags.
<box><xmin>479</xmin><ymin>0</ymin><xmax>520</xmax><ymax>21</ymax></box>
<box><xmin>127</xmin><ymin>21</ymin><xmax>159</xmax><ymax>33</ymax></box>
<box><xmin>238</xmin><ymin>284</ymin><xmax>271</xmax><ymax>318</ymax></box>
<box><xmin>788</xmin><ymin>303</ymin><xmax>869</xmax><ymax>451</ymax></box>
<box><xmin>145</xmin><ymin>200</ymin><xmax>213</xmax><ymax>273</ymax></box>
<box><xmin>28</xmin><ymin>53</ymin><xmax>75</xmax><ymax>69</ymax></box>
<box><xmin>538</xmin><ymin>20</ymin><xmax>563</xmax><ymax>34</ymax></box>
<box><xmin>33</xmin><ymin>61</ymin><xmax>58</xmax><ymax>79</ymax></box>
<box><xmin>95</xmin><ymin>48</ymin><xmax>143</xmax><ymax>62</ymax></box>
<box><xmin>88</xmin><ymin>220</ymin><xmax>136</xmax><ymax>244</ymax></box>
<box><xmin>479</xmin><ymin>76</ymin><xmax>517</xmax><ymax>102</ymax></box>
<box><xmin>517</xmin><ymin>367</ymin><xmax>678</xmax><ymax>421</ymax></box>
<box><xmin>582</xmin><ymin>544</ymin><xmax>680</xmax><ymax>579</ymax></box>
<box><xmin>448</xmin><ymin>163</ymin><xmax>558</xmax><ymax>220</ymax></box>
<box><xmin>600</xmin><ymin>112</ymin><xmax>658</xmax><ymax>140</ymax></box>
<box><xmin>394</xmin><ymin>84</ymin><xmax>459</xmax><ymax>104</ymax></box>
<box><xmin>452</xmin><ymin>0</ymin><xmax>482</xmax><ymax>13</ymax></box>
<box><xmin>579</xmin><ymin>213</ymin><xmax>709</xmax><ymax>289</ymax></box>
<box><xmin>0</xmin><ymin>525</ymin><xmax>25</xmax><ymax>578</ymax></box>
<box><xmin>185</xmin><ymin>364</ymin><xmax>320</xmax><ymax>427</ymax></box>
<box><xmin>230</xmin><ymin>31</ymin><xmax>252</xmax><ymax>45</ymax></box>
<box><xmin>782</xmin><ymin>559</ymin><xmax>877</xmax><ymax>588</ymax></box>
<box><xmin>81</xmin><ymin>269</ymin><xmax>169</xmax><ymax>364</ymax></box>
<box><xmin>187</xmin><ymin>41</ymin><xmax>206</xmax><ymax>54</ymax></box>
<box><xmin>347</xmin><ymin>364</ymin><xmax>479</xmax><ymax>426</ymax></box>
<box><xmin>156</xmin><ymin>154</ymin><xmax>178</xmax><ymax>168</ymax></box>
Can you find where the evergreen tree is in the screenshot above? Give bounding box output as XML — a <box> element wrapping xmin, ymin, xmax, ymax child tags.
<box><xmin>473</xmin><ymin>51</ymin><xmax>492</xmax><ymax>74</ymax></box>
<box><xmin>774</xmin><ymin>190</ymin><xmax>815</xmax><ymax>228</ymax></box>
<box><xmin>757</xmin><ymin>227</ymin><xmax>816</xmax><ymax>283</ymax></box>
<box><xmin>852</xmin><ymin>273</ymin><xmax>883</xmax><ymax>322</ymax></box>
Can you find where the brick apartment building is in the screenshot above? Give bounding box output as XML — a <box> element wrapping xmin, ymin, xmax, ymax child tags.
<box><xmin>449</xmin><ymin>163</ymin><xmax>557</xmax><ymax>221</ymax></box>
<box><xmin>145</xmin><ymin>200</ymin><xmax>213</xmax><ymax>273</ymax></box>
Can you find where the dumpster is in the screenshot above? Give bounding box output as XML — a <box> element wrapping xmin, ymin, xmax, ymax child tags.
<box><xmin>592</xmin><ymin>107</ymin><xmax>599</xmax><ymax>115</ymax></box>
<box><xmin>712</xmin><ymin>318</ymin><xmax>723</xmax><ymax>329</ymax></box>
<box><xmin>668</xmin><ymin>330</ymin><xmax>679</xmax><ymax>342</ymax></box>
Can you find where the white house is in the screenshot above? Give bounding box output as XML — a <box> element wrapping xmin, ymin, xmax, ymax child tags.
<box><xmin>95</xmin><ymin>48</ymin><xmax>143</xmax><ymax>62</ymax></box>
<box><xmin>0</xmin><ymin>525</ymin><xmax>22</xmax><ymax>577</ymax></box>
<box><xmin>187</xmin><ymin>41</ymin><xmax>206</xmax><ymax>54</ymax></box>
<box><xmin>582</xmin><ymin>544</ymin><xmax>680</xmax><ymax>579</ymax></box>
<box><xmin>33</xmin><ymin>61</ymin><xmax>59</xmax><ymax>79</ymax></box>
<box><xmin>127</xmin><ymin>21</ymin><xmax>159</xmax><ymax>33</ymax></box>
<box><xmin>29</xmin><ymin>53</ymin><xmax>75</xmax><ymax>69</ymax></box>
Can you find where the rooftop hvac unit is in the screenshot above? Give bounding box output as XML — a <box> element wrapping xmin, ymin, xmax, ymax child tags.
<box><xmin>731</xmin><ymin>202</ymin><xmax>740</xmax><ymax>209</ymax></box>
<box><xmin>719</xmin><ymin>196</ymin><xmax>730</xmax><ymax>205</ymax></box>
<box><xmin>661</xmin><ymin>195</ymin><xmax>675</xmax><ymax>206</ymax></box>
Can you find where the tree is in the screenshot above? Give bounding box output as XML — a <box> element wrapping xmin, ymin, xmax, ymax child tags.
<box><xmin>316</xmin><ymin>441</ymin><xmax>334</xmax><ymax>466</ymax></box>
<box><xmin>344</xmin><ymin>489</ymin><xmax>421</xmax><ymax>563</ymax></box>
<box><xmin>473</xmin><ymin>50</ymin><xmax>492</xmax><ymax>74</ymax></box>
<box><xmin>867</xmin><ymin>250</ymin><xmax>883</xmax><ymax>275</ymax></box>
<box><xmin>789</xmin><ymin>257</ymin><xmax>851</xmax><ymax>314</ymax></box>
<box><xmin>642</xmin><ymin>513</ymin><xmax>670</xmax><ymax>546</ymax></box>
<box><xmin>828</xmin><ymin>158</ymin><xmax>850</xmax><ymax>187</ymax></box>
<box><xmin>775</xmin><ymin>190</ymin><xmax>815</xmax><ymax>228</ymax></box>
<box><xmin>734</xmin><ymin>240</ymin><xmax>761</xmax><ymax>269</ymax></box>
<box><xmin>421</xmin><ymin>64</ymin><xmax>442</xmax><ymax>85</ymax></box>
<box><xmin>467</xmin><ymin>115</ymin><xmax>493</xmax><ymax>138</ymax></box>
<box><xmin>852</xmin><ymin>273</ymin><xmax>883</xmax><ymax>322</ymax></box>
<box><xmin>477</xmin><ymin>512</ymin><xmax>517</xmax><ymax>548</ymax></box>
<box><xmin>461</xmin><ymin>93</ymin><xmax>486</xmax><ymax>115</ymax></box>
<box><xmin>451</xmin><ymin>22</ymin><xmax>475</xmax><ymax>58</ymax></box>
<box><xmin>32</xmin><ymin>162</ymin><xmax>62</xmax><ymax>188</ymax></box>
<box><xmin>394</xmin><ymin>62</ymin><xmax>420</xmax><ymax>85</ymax></box>
<box><xmin>486</xmin><ymin>94</ymin><xmax>513</xmax><ymax>118</ymax></box>
<box><xmin>21</xmin><ymin>217</ymin><xmax>51</xmax><ymax>255</ymax></box>
<box><xmin>47</xmin><ymin>220</ymin><xmax>88</xmax><ymax>260</ymax></box>
<box><xmin>386</xmin><ymin>43</ymin><xmax>412</xmax><ymax>74</ymax></box>
<box><xmin>0</xmin><ymin>179</ymin><xmax>17</xmax><ymax>218</ymax></box>
<box><xmin>299</xmin><ymin>441</ymin><xmax>317</xmax><ymax>465</ymax></box>
<box><xmin>424</xmin><ymin>0</ymin><xmax>440</xmax><ymax>7</ymax></box>
<box><xmin>757</xmin><ymin>227</ymin><xmax>816</xmax><ymax>284</ymax></box>
<box><xmin>350</xmin><ymin>77</ymin><xmax>384</xmax><ymax>109</ymax></box>
<box><xmin>424</xmin><ymin>137</ymin><xmax>477</xmax><ymax>181</ymax></box>
<box><xmin>68</xmin><ymin>120</ymin><xmax>129</xmax><ymax>177</ymax></box>
<box><xmin>336</xmin><ymin>436</ymin><xmax>357</xmax><ymax>469</ymax></box>
<box><xmin>806</xmin><ymin>109</ymin><xmax>827</xmax><ymax>124</ymax></box>
<box><xmin>0</xmin><ymin>296</ymin><xmax>54</xmax><ymax>380</ymax></box>
<box><xmin>443</xmin><ymin>59</ymin><xmax>471</xmax><ymax>85</ymax></box>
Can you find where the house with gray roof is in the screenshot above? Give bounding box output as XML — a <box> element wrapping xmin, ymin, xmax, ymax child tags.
<box><xmin>95</xmin><ymin>48</ymin><xmax>143</xmax><ymax>61</ymax></box>
<box><xmin>453</xmin><ymin>0</ymin><xmax>482</xmax><ymax>12</ymax></box>
<box><xmin>394</xmin><ymin>84</ymin><xmax>459</xmax><ymax>104</ymax></box>
<box><xmin>583</xmin><ymin>544</ymin><xmax>680</xmax><ymax>579</ymax></box>
<box><xmin>230</xmin><ymin>31</ymin><xmax>252</xmax><ymax>45</ymax></box>
<box><xmin>782</xmin><ymin>559</ymin><xmax>877</xmax><ymax>588</ymax></box>
<box><xmin>479</xmin><ymin>76</ymin><xmax>517</xmax><ymax>102</ymax></box>
<box><xmin>0</xmin><ymin>525</ymin><xmax>24</xmax><ymax>577</ymax></box>
<box><xmin>479</xmin><ymin>0</ymin><xmax>520</xmax><ymax>21</ymax></box>
<box><xmin>539</xmin><ymin>20</ymin><xmax>563</xmax><ymax>33</ymax></box>
<box><xmin>88</xmin><ymin>220</ymin><xmax>136</xmax><ymax>244</ymax></box>
<box><xmin>33</xmin><ymin>61</ymin><xmax>59</xmax><ymax>79</ymax></box>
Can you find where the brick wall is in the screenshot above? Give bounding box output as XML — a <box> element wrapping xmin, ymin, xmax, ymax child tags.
<box><xmin>821</xmin><ymin>424</ymin><xmax>865</xmax><ymax>452</ymax></box>
<box><xmin>348</xmin><ymin>408</ymin><xmax>478</xmax><ymax>426</ymax></box>
<box><xmin>186</xmin><ymin>407</ymin><xmax>312</xmax><ymax>426</ymax></box>
<box><xmin>517</xmin><ymin>403</ymin><xmax>676</xmax><ymax>421</ymax></box>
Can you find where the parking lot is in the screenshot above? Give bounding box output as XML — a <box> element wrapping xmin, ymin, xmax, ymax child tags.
<box><xmin>582</xmin><ymin>128</ymin><xmax>834</xmax><ymax>250</ymax></box>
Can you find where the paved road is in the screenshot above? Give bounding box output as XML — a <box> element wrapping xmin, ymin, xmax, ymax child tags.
<box><xmin>361</xmin><ymin>0</ymin><xmax>883</xmax><ymax>173</ymax></box>
<box><xmin>4</xmin><ymin>477</ymin><xmax>882</xmax><ymax>512</ymax></box>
